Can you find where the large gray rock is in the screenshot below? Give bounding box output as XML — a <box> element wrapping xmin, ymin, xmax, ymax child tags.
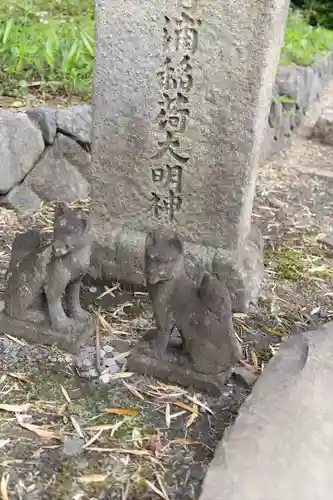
<box><xmin>313</xmin><ymin>107</ymin><xmax>333</xmax><ymax>146</ymax></box>
<box><xmin>88</xmin><ymin>0</ymin><xmax>290</xmax><ymax>311</ymax></box>
<box><xmin>0</xmin><ymin>110</ymin><xmax>44</xmax><ymax>194</ymax></box>
<box><xmin>26</xmin><ymin>107</ymin><xmax>57</xmax><ymax>145</ymax></box>
<box><xmin>200</xmin><ymin>323</ymin><xmax>333</xmax><ymax>500</ymax></box>
<box><xmin>0</xmin><ymin>185</ymin><xmax>42</xmax><ymax>213</ymax></box>
<box><xmin>24</xmin><ymin>134</ymin><xmax>91</xmax><ymax>202</ymax></box>
<box><xmin>56</xmin><ymin>104</ymin><xmax>92</xmax><ymax>144</ymax></box>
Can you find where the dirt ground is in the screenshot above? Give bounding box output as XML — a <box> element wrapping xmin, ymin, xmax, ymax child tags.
<box><xmin>0</xmin><ymin>83</ymin><xmax>333</xmax><ymax>500</ymax></box>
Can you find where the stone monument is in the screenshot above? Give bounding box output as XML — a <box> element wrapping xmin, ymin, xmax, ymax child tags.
<box><xmin>89</xmin><ymin>0</ymin><xmax>290</xmax><ymax>312</ymax></box>
<box><xmin>128</xmin><ymin>230</ymin><xmax>243</xmax><ymax>394</ymax></box>
<box><xmin>1</xmin><ymin>203</ymin><xmax>94</xmax><ymax>353</ymax></box>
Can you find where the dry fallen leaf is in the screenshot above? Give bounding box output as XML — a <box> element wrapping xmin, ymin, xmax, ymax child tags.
<box><xmin>105</xmin><ymin>408</ymin><xmax>139</xmax><ymax>416</ymax></box>
<box><xmin>165</xmin><ymin>403</ymin><xmax>171</xmax><ymax>428</ymax></box>
<box><xmin>186</xmin><ymin>395</ymin><xmax>215</xmax><ymax>415</ymax></box>
<box><xmin>70</xmin><ymin>416</ymin><xmax>84</xmax><ymax>438</ymax></box>
<box><xmin>251</xmin><ymin>349</ymin><xmax>259</xmax><ymax>369</ymax></box>
<box><xmin>8</xmin><ymin>373</ymin><xmax>32</xmax><ymax>384</ymax></box>
<box><xmin>97</xmin><ymin>284</ymin><xmax>119</xmax><ymax>300</ymax></box>
<box><xmin>155</xmin><ymin>473</ymin><xmax>169</xmax><ymax>500</ymax></box>
<box><xmin>60</xmin><ymin>385</ymin><xmax>72</xmax><ymax>404</ymax></box>
<box><xmin>77</xmin><ymin>474</ymin><xmax>108</xmax><ymax>484</ymax></box>
<box><xmin>16</xmin><ymin>415</ymin><xmax>61</xmax><ymax>441</ymax></box>
<box><xmin>107</xmin><ymin>372</ymin><xmax>134</xmax><ymax>380</ymax></box>
<box><xmin>173</xmin><ymin>401</ymin><xmax>196</xmax><ymax>413</ymax></box>
<box><xmin>169</xmin><ymin>410</ymin><xmax>186</xmax><ymax>421</ymax></box>
<box><xmin>110</xmin><ymin>418</ymin><xmax>127</xmax><ymax>438</ymax></box>
<box><xmin>0</xmin><ymin>403</ymin><xmax>31</xmax><ymax>413</ymax></box>
<box><xmin>83</xmin><ymin>429</ymin><xmax>104</xmax><ymax>449</ymax></box>
<box><xmin>122</xmin><ymin>381</ymin><xmax>144</xmax><ymax>400</ymax></box>
<box><xmin>85</xmin><ymin>447</ymin><xmax>151</xmax><ymax>456</ymax></box>
<box><xmin>0</xmin><ymin>472</ymin><xmax>9</xmax><ymax>500</ymax></box>
<box><xmin>169</xmin><ymin>439</ymin><xmax>201</xmax><ymax>446</ymax></box>
<box><xmin>5</xmin><ymin>334</ymin><xmax>26</xmax><ymax>346</ymax></box>
<box><xmin>185</xmin><ymin>406</ymin><xmax>198</xmax><ymax>429</ymax></box>
<box><xmin>145</xmin><ymin>480</ymin><xmax>167</xmax><ymax>500</ymax></box>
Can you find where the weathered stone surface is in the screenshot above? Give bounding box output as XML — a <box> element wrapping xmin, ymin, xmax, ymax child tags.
<box><xmin>56</xmin><ymin>104</ymin><xmax>92</xmax><ymax>144</ymax></box>
<box><xmin>0</xmin><ymin>311</ymin><xmax>93</xmax><ymax>354</ymax></box>
<box><xmin>318</xmin><ymin>232</ymin><xmax>333</xmax><ymax>248</ymax></box>
<box><xmin>26</xmin><ymin>107</ymin><xmax>57</xmax><ymax>145</ymax></box>
<box><xmin>89</xmin><ymin>0</ymin><xmax>289</xmax><ymax>310</ymax></box>
<box><xmin>4</xmin><ymin>204</ymin><xmax>94</xmax><ymax>351</ymax></box>
<box><xmin>62</xmin><ymin>437</ymin><xmax>84</xmax><ymax>457</ymax></box>
<box><xmin>89</xmin><ymin>226</ymin><xmax>263</xmax><ymax>313</ymax></box>
<box><xmin>200</xmin><ymin>323</ymin><xmax>333</xmax><ymax>500</ymax></box>
<box><xmin>232</xmin><ymin>366</ymin><xmax>258</xmax><ymax>388</ymax></box>
<box><xmin>0</xmin><ymin>185</ymin><xmax>42</xmax><ymax>213</ymax></box>
<box><xmin>24</xmin><ymin>134</ymin><xmax>91</xmax><ymax>202</ymax></box>
<box><xmin>128</xmin><ymin>336</ymin><xmax>229</xmax><ymax>396</ymax></box>
<box><xmin>313</xmin><ymin>106</ymin><xmax>333</xmax><ymax>146</ymax></box>
<box><xmin>142</xmin><ymin>230</ymin><xmax>242</xmax><ymax>379</ymax></box>
<box><xmin>0</xmin><ymin>110</ymin><xmax>44</xmax><ymax>194</ymax></box>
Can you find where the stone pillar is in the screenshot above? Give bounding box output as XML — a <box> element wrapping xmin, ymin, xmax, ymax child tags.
<box><xmin>89</xmin><ymin>0</ymin><xmax>290</xmax><ymax>311</ymax></box>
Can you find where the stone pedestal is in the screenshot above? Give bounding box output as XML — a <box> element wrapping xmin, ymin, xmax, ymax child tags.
<box><xmin>0</xmin><ymin>310</ymin><xmax>94</xmax><ymax>354</ymax></box>
<box><xmin>89</xmin><ymin>0</ymin><xmax>290</xmax><ymax>311</ymax></box>
<box><xmin>127</xmin><ymin>332</ymin><xmax>229</xmax><ymax>396</ymax></box>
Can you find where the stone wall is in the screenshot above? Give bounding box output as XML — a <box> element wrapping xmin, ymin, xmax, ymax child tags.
<box><xmin>261</xmin><ymin>53</ymin><xmax>333</xmax><ymax>160</ymax></box>
<box><xmin>0</xmin><ymin>54</ymin><xmax>332</xmax><ymax>215</ymax></box>
<box><xmin>0</xmin><ymin>105</ymin><xmax>92</xmax><ymax>212</ymax></box>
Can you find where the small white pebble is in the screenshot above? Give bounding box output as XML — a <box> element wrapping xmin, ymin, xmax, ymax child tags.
<box><xmin>103</xmin><ymin>345</ymin><xmax>114</xmax><ymax>353</ymax></box>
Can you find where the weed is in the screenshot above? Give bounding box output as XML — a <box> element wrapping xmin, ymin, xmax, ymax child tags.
<box><xmin>281</xmin><ymin>10</ymin><xmax>333</xmax><ymax>66</ymax></box>
<box><xmin>0</xmin><ymin>0</ymin><xmax>94</xmax><ymax>98</ymax></box>
<box><xmin>0</xmin><ymin>3</ymin><xmax>332</xmax><ymax>100</ymax></box>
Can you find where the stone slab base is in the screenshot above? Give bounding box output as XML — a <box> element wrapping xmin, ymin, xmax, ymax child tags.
<box><xmin>0</xmin><ymin>311</ymin><xmax>95</xmax><ymax>354</ymax></box>
<box><xmin>89</xmin><ymin>224</ymin><xmax>264</xmax><ymax>314</ymax></box>
<box><xmin>127</xmin><ymin>337</ymin><xmax>229</xmax><ymax>396</ymax></box>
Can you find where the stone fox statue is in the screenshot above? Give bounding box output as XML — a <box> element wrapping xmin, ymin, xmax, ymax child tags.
<box><xmin>4</xmin><ymin>202</ymin><xmax>92</xmax><ymax>333</ymax></box>
<box><xmin>144</xmin><ymin>230</ymin><xmax>243</xmax><ymax>375</ymax></box>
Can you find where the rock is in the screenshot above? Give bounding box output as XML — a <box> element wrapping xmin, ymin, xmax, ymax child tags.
<box><xmin>82</xmin><ymin>358</ymin><xmax>93</xmax><ymax>368</ymax></box>
<box><xmin>108</xmin><ymin>338</ymin><xmax>133</xmax><ymax>353</ymax></box>
<box><xmin>200</xmin><ymin>323</ymin><xmax>333</xmax><ymax>500</ymax></box>
<box><xmin>103</xmin><ymin>344</ymin><xmax>114</xmax><ymax>353</ymax></box>
<box><xmin>24</xmin><ymin>134</ymin><xmax>91</xmax><ymax>202</ymax></box>
<box><xmin>56</xmin><ymin>104</ymin><xmax>92</xmax><ymax>144</ymax></box>
<box><xmin>26</xmin><ymin>108</ymin><xmax>57</xmax><ymax>145</ymax></box>
<box><xmin>102</xmin><ymin>357</ymin><xmax>120</xmax><ymax>371</ymax></box>
<box><xmin>232</xmin><ymin>366</ymin><xmax>258</xmax><ymax>388</ymax></box>
<box><xmin>275</xmin><ymin>67</ymin><xmax>298</xmax><ymax>100</ymax></box>
<box><xmin>88</xmin><ymin>367</ymin><xmax>99</xmax><ymax>378</ymax></box>
<box><xmin>62</xmin><ymin>437</ymin><xmax>84</xmax><ymax>457</ymax></box>
<box><xmin>0</xmin><ymin>110</ymin><xmax>44</xmax><ymax>194</ymax></box>
<box><xmin>268</xmin><ymin>91</ymin><xmax>283</xmax><ymax>130</ymax></box>
<box><xmin>90</xmin><ymin>0</ymin><xmax>290</xmax><ymax>312</ymax></box>
<box><xmin>318</xmin><ymin>232</ymin><xmax>333</xmax><ymax>248</ymax></box>
<box><xmin>0</xmin><ymin>185</ymin><xmax>42</xmax><ymax>213</ymax></box>
<box><xmin>313</xmin><ymin>107</ymin><xmax>333</xmax><ymax>146</ymax></box>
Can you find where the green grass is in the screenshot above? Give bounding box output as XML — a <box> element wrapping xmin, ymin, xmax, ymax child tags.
<box><xmin>281</xmin><ymin>10</ymin><xmax>333</xmax><ymax>66</ymax></box>
<box><xmin>0</xmin><ymin>3</ymin><xmax>333</xmax><ymax>100</ymax></box>
<box><xmin>0</xmin><ymin>0</ymin><xmax>94</xmax><ymax>98</ymax></box>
